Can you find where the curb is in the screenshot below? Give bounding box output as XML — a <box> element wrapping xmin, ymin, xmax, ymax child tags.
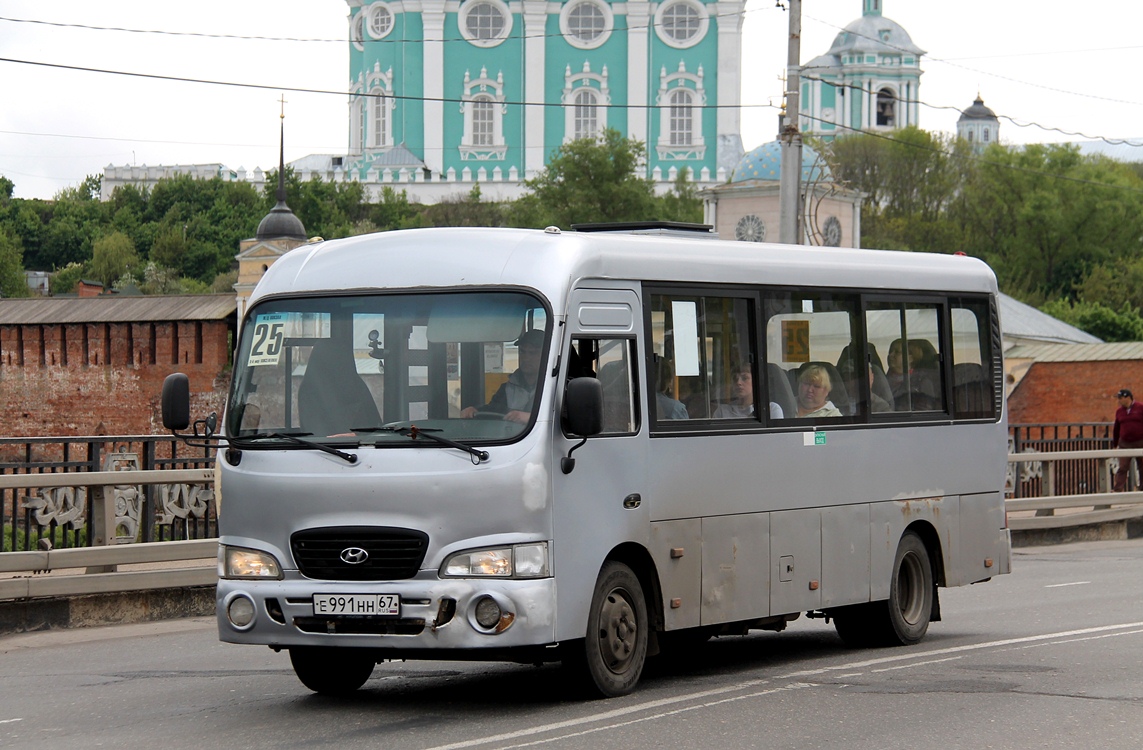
<box><xmin>0</xmin><ymin>585</ymin><xmax>215</xmax><ymax>637</ymax></box>
<box><xmin>1010</xmin><ymin>518</ymin><xmax>1143</xmax><ymax>547</ymax></box>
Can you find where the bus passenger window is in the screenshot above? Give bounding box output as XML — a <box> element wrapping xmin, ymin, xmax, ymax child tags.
<box><xmin>866</xmin><ymin>302</ymin><xmax>945</xmax><ymax>413</ymax></box>
<box><xmin>950</xmin><ymin>300</ymin><xmax>995</xmax><ymax>419</ymax></box>
<box><xmin>648</xmin><ymin>293</ymin><xmax>756</xmax><ymax>423</ymax></box>
<box><xmin>765</xmin><ymin>293</ymin><xmax>857</xmax><ymax>418</ymax></box>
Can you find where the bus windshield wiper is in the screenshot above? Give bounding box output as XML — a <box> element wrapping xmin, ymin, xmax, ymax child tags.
<box><xmin>353</xmin><ymin>425</ymin><xmax>489</xmax><ymax>464</ymax></box>
<box><xmin>230</xmin><ymin>432</ymin><xmax>358</xmax><ymax>464</ymax></box>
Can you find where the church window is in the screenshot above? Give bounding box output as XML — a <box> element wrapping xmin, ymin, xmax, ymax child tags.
<box><xmin>460</xmin><ymin>0</ymin><xmax>512</xmax><ymax>47</ymax></box>
<box><xmin>573</xmin><ymin>89</ymin><xmax>600</xmax><ymax>140</ymax></box>
<box><xmin>351</xmin><ymin>12</ymin><xmax>366</xmax><ymax>51</ymax></box>
<box><xmin>668</xmin><ymin>89</ymin><xmax>694</xmax><ymax>146</ymax></box>
<box><xmin>368</xmin><ymin>3</ymin><xmax>394</xmax><ymax>39</ymax></box>
<box><xmin>562</xmin><ymin>0</ymin><xmax>612</xmax><ymax>49</ymax></box>
<box><xmin>563</xmin><ymin>62</ymin><xmax>609</xmax><ymax>142</ymax></box>
<box><xmin>656</xmin><ymin>62</ymin><xmax>705</xmax><ymax>159</ymax></box>
<box><xmin>982</xmin><ymin>128</ymin><xmax>990</xmax><ymax>143</ymax></box>
<box><xmin>372</xmin><ymin>90</ymin><xmax>389</xmax><ymax>148</ymax></box>
<box><xmin>472</xmin><ymin>98</ymin><xmax>495</xmax><ymax>146</ymax></box>
<box><xmin>966</xmin><ymin>130</ymin><xmax>974</xmax><ymax>142</ymax></box>
<box><xmin>655</xmin><ymin>0</ymin><xmax>708</xmax><ymax>49</ymax></box>
<box><xmin>459</xmin><ymin>67</ymin><xmax>507</xmax><ymax>160</ymax></box>
<box><xmin>735</xmin><ymin>215</ymin><xmax>765</xmax><ymax>243</ymax></box>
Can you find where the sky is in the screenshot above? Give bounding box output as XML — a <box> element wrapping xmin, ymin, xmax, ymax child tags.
<box><xmin>1</xmin><ymin>0</ymin><xmax>1141</xmax><ymax>201</ymax></box>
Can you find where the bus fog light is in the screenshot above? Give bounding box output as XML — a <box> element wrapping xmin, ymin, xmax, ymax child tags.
<box><xmin>227</xmin><ymin>595</ymin><xmax>257</xmax><ymax>629</ymax></box>
<box><xmin>474</xmin><ymin>596</ymin><xmax>502</xmax><ymax>629</ymax></box>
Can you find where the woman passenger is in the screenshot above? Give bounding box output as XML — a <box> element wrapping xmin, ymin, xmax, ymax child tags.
<box><xmin>795</xmin><ymin>364</ymin><xmax>842</xmax><ymax>418</ymax></box>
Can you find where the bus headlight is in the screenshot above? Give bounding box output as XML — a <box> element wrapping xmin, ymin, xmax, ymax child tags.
<box><xmin>219</xmin><ymin>545</ymin><xmax>282</xmax><ymax>579</ymax></box>
<box><xmin>443</xmin><ymin>542</ymin><xmax>549</xmax><ymax>578</ymax></box>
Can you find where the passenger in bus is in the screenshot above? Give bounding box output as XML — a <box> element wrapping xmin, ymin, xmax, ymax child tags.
<box><xmin>653</xmin><ymin>356</ymin><xmax>688</xmax><ymax>420</ymax></box>
<box><xmin>795</xmin><ymin>364</ymin><xmax>842</xmax><ymax>418</ymax></box>
<box><xmin>713</xmin><ymin>363</ymin><xmax>784</xmax><ymax>419</ymax></box>
<box><xmin>460</xmin><ymin>329</ymin><xmax>544</xmax><ymax>424</ymax></box>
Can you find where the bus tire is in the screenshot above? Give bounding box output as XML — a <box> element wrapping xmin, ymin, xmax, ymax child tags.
<box><xmin>572</xmin><ymin>561</ymin><xmax>649</xmax><ymax>697</ymax></box>
<box><xmin>833</xmin><ymin>531</ymin><xmax>933</xmax><ymax>647</ymax></box>
<box><xmin>885</xmin><ymin>531</ymin><xmax>934</xmax><ymax>645</ymax></box>
<box><xmin>289</xmin><ymin>646</ymin><xmax>375</xmax><ymax>695</ymax></box>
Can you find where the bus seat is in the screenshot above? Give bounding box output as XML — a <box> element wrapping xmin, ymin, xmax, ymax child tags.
<box><xmin>298</xmin><ymin>339</ymin><xmax>381</xmax><ymax>436</ymax></box>
<box><xmin>953</xmin><ymin>363</ymin><xmax>989</xmax><ymax>416</ymax></box>
<box><xmin>766</xmin><ymin>363</ymin><xmax>796</xmax><ymax>418</ymax></box>
<box><xmin>871</xmin><ymin>363</ymin><xmax>893</xmax><ymax>406</ymax></box>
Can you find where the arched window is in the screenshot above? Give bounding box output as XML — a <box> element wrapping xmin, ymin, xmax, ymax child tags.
<box><xmin>669</xmin><ymin>88</ymin><xmax>695</xmax><ymax>146</ymax></box>
<box><xmin>372</xmin><ymin>90</ymin><xmax>388</xmax><ymax>148</ymax></box>
<box><xmin>982</xmin><ymin>127</ymin><xmax>990</xmax><ymax>143</ymax></box>
<box><xmin>573</xmin><ymin>89</ymin><xmax>599</xmax><ymax>140</ymax></box>
<box><xmin>459</xmin><ymin>67</ymin><xmax>507</xmax><ymax>160</ymax></box>
<box><xmin>655</xmin><ymin>62</ymin><xmax>706</xmax><ymax>160</ymax></box>
<box><xmin>471</xmin><ymin>97</ymin><xmax>495</xmax><ymax>147</ymax></box>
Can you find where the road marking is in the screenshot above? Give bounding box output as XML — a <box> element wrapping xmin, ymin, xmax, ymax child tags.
<box><xmin>422</xmin><ymin>620</ymin><xmax>1143</xmax><ymax>750</ymax></box>
<box><xmin>1045</xmin><ymin>581</ymin><xmax>1090</xmax><ymax>588</ymax></box>
<box><xmin>0</xmin><ymin>718</ymin><xmax>22</xmax><ymax>725</ymax></box>
<box><xmin>871</xmin><ymin>656</ymin><xmax>961</xmax><ymax>673</ymax></box>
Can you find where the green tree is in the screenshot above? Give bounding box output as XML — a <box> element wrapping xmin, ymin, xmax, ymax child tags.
<box><xmin>1040</xmin><ymin>298</ymin><xmax>1143</xmax><ymax>342</ymax></box>
<box><xmin>89</xmin><ymin>231</ymin><xmax>140</xmax><ymax>287</ymax></box>
<box><xmin>49</xmin><ymin>261</ymin><xmax>85</xmax><ymax>294</ymax></box>
<box><xmin>423</xmin><ymin>185</ymin><xmax>505</xmax><ymax>227</ymax></box>
<box><xmin>656</xmin><ymin>167</ymin><xmax>704</xmax><ymax>224</ymax></box>
<box><xmin>953</xmin><ymin>145</ymin><xmax>1143</xmax><ymax>300</ymax></box>
<box><xmin>515</xmin><ymin>129</ymin><xmax>658</xmax><ymax>228</ymax></box>
<box><xmin>0</xmin><ymin>226</ymin><xmax>29</xmax><ymax>297</ymax></box>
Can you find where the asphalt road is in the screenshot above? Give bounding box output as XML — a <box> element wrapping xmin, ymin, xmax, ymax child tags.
<box><xmin>2</xmin><ymin>540</ymin><xmax>1141</xmax><ymax>750</ymax></box>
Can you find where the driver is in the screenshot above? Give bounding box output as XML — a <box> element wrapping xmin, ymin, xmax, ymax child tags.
<box><xmin>460</xmin><ymin>329</ymin><xmax>544</xmax><ymax>424</ymax></box>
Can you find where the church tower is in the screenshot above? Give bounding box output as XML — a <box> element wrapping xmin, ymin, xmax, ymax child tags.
<box><xmin>800</xmin><ymin>1</ymin><xmax>924</xmax><ymax>141</ymax></box>
<box><xmin>957</xmin><ymin>95</ymin><xmax>1000</xmax><ymax>151</ymax></box>
<box><xmin>235</xmin><ymin>107</ymin><xmax>308</xmax><ymax>319</ymax></box>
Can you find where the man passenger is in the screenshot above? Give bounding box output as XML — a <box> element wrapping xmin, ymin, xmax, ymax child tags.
<box><xmin>713</xmin><ymin>363</ymin><xmax>784</xmax><ymax>419</ymax></box>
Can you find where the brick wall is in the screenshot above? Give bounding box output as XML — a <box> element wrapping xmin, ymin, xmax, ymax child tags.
<box><xmin>0</xmin><ymin>321</ymin><xmax>230</xmax><ymax>437</ymax></box>
<box><xmin>1008</xmin><ymin>360</ymin><xmax>1137</xmax><ymax>425</ymax></box>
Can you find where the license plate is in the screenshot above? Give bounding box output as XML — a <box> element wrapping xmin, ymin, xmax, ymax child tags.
<box><xmin>312</xmin><ymin>594</ymin><xmax>400</xmax><ymax>617</ymax></box>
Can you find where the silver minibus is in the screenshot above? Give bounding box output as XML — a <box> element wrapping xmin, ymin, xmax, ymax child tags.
<box><xmin>163</xmin><ymin>224</ymin><xmax>1011</xmax><ymax>697</ymax></box>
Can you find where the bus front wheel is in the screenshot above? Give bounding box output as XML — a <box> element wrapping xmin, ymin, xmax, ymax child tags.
<box><xmin>834</xmin><ymin>531</ymin><xmax>933</xmax><ymax>647</ymax></box>
<box><xmin>289</xmin><ymin>646</ymin><xmax>375</xmax><ymax>695</ymax></box>
<box><xmin>568</xmin><ymin>561</ymin><xmax>649</xmax><ymax>697</ymax></box>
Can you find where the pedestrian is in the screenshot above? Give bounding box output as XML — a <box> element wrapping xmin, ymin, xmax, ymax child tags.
<box><xmin>1112</xmin><ymin>388</ymin><xmax>1143</xmax><ymax>491</ymax></box>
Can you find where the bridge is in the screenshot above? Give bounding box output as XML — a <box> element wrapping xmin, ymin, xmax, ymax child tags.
<box><xmin>2</xmin><ymin>427</ymin><xmax>1142</xmax><ymax>636</ymax></box>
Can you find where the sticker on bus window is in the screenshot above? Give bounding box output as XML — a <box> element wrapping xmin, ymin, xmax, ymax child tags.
<box><xmin>782</xmin><ymin>320</ymin><xmax>810</xmax><ymax>363</ymax></box>
<box><xmin>247</xmin><ymin>314</ymin><xmax>289</xmax><ymax>367</ymax></box>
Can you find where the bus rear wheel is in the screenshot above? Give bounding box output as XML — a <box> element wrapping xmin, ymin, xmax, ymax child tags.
<box><xmin>289</xmin><ymin>646</ymin><xmax>375</xmax><ymax>695</ymax></box>
<box><xmin>567</xmin><ymin>561</ymin><xmax>649</xmax><ymax>697</ymax></box>
<box><xmin>834</xmin><ymin>531</ymin><xmax>933</xmax><ymax>647</ymax></box>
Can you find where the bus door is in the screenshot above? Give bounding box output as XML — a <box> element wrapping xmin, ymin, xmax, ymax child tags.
<box><xmin>552</xmin><ymin>286</ymin><xmax>648</xmax><ymax>630</ymax></box>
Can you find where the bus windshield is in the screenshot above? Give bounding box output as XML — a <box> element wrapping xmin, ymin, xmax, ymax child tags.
<box><xmin>227</xmin><ymin>291</ymin><xmax>550</xmax><ymax>444</ymax></box>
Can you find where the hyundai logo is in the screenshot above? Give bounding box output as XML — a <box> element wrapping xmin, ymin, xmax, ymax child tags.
<box><xmin>339</xmin><ymin>547</ymin><xmax>369</xmax><ymax>565</ymax></box>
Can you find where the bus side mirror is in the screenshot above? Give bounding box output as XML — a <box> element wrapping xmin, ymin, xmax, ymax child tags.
<box><xmin>561</xmin><ymin>377</ymin><xmax>603</xmax><ymax>475</ymax></box>
<box><xmin>565</xmin><ymin>377</ymin><xmax>603</xmax><ymax>437</ymax></box>
<box><xmin>162</xmin><ymin>373</ymin><xmax>191</xmax><ymax>431</ymax></box>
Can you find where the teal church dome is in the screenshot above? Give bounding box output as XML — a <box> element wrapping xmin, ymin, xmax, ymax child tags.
<box><xmin>730</xmin><ymin>141</ymin><xmax>830</xmax><ymax>184</ymax></box>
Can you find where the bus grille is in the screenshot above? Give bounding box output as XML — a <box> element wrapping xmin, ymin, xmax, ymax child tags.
<box><xmin>290</xmin><ymin>526</ymin><xmax>429</xmax><ymax>581</ymax></box>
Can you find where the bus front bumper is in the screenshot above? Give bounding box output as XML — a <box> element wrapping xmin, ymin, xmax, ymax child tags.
<box><xmin>215</xmin><ymin>576</ymin><xmax>558</xmax><ymax>651</ymax></box>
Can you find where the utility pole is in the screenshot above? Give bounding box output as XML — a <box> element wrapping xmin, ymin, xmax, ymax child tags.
<box><xmin>777</xmin><ymin>0</ymin><xmax>802</xmax><ymax>245</ymax></box>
